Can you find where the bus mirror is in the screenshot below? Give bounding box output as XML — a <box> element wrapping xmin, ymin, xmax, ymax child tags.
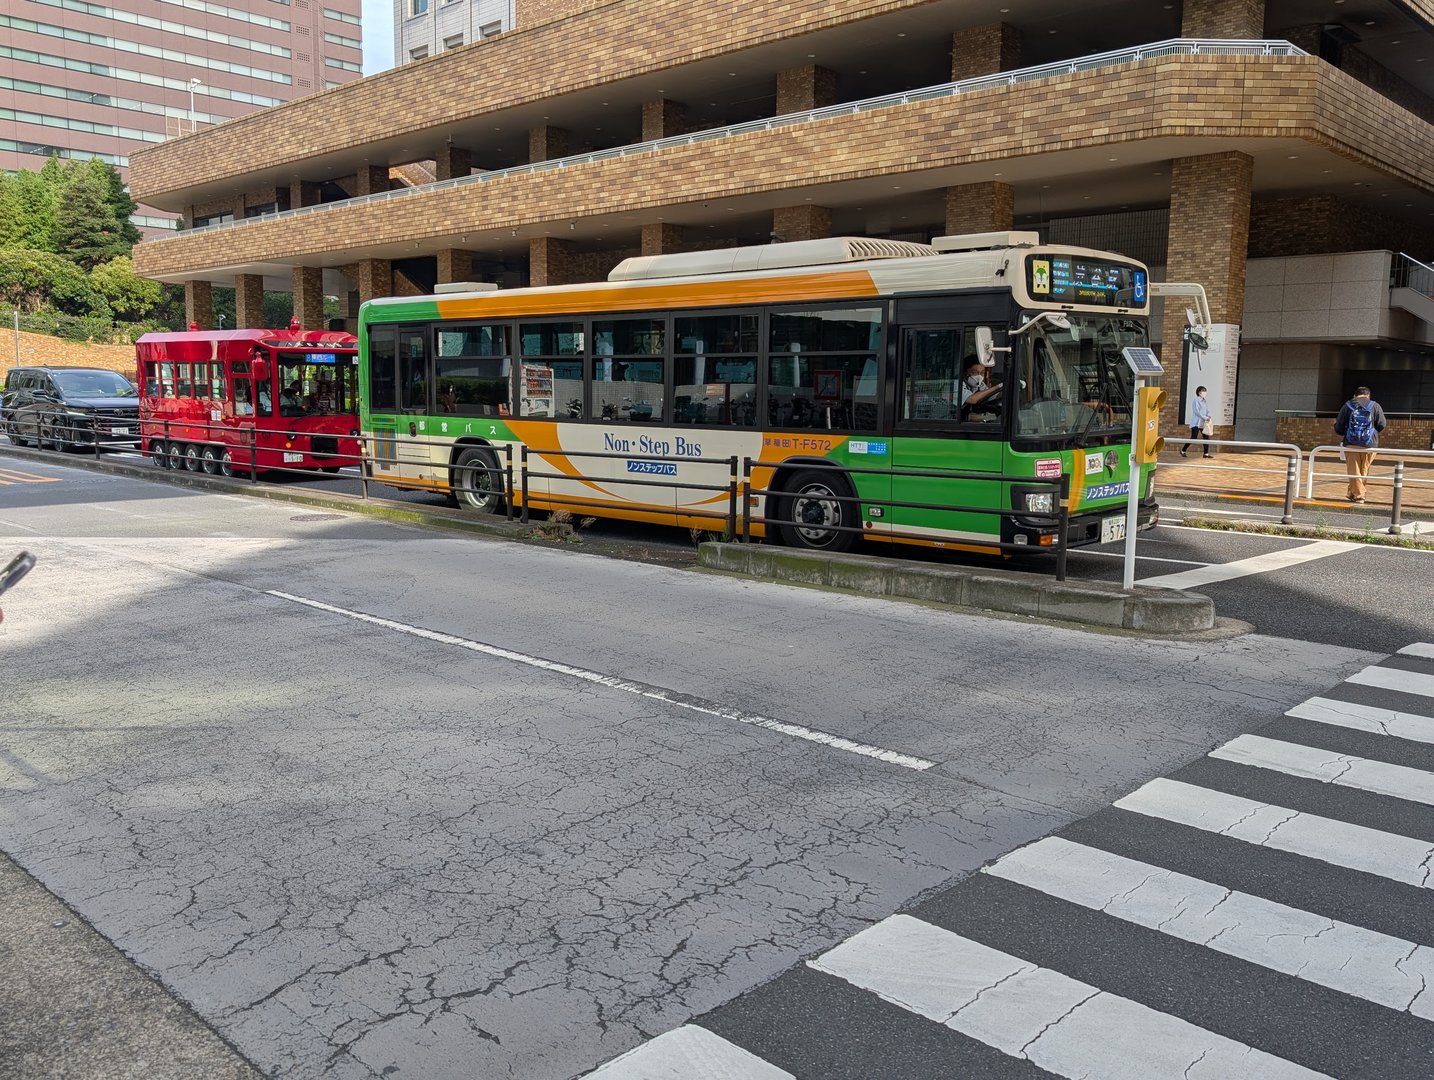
<box><xmin>252</xmin><ymin>358</ymin><xmax>269</xmax><ymax>381</ymax></box>
<box><xmin>974</xmin><ymin>327</ymin><xmax>997</xmax><ymax>366</ymax></box>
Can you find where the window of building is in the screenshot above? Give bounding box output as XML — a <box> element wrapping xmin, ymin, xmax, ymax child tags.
<box><xmin>193</xmin><ymin>211</ymin><xmax>234</xmax><ymax>228</ymax></box>
<box><xmin>408</xmin><ymin>45</ymin><xmax>428</xmax><ymax>60</ymax></box>
<box><xmin>410</xmin><ymin>0</ymin><xmax>427</xmax><ymax>15</ymax></box>
<box><xmin>478</xmin><ymin>20</ymin><xmax>501</xmax><ymax>37</ymax></box>
<box><xmin>443</xmin><ymin>33</ymin><xmax>463</xmax><ymax>50</ymax></box>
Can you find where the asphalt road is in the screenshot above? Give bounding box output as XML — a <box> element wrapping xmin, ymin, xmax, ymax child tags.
<box><xmin>1</xmin><ymin>450</ymin><xmax>1430</xmax><ymax>1079</ymax></box>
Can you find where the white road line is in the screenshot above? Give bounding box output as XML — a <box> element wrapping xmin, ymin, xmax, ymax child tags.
<box><xmin>1209</xmin><ymin>733</ymin><xmax>1434</xmax><ymax>805</ymax></box>
<box><xmin>985</xmin><ymin>837</ymin><xmax>1434</xmax><ymax>1020</ymax></box>
<box><xmin>1136</xmin><ymin>539</ymin><xmax>1358</xmax><ymax>590</ymax></box>
<box><xmin>268</xmin><ymin>590</ymin><xmax>935</xmax><ymax>772</ymax></box>
<box><xmin>1287</xmin><ymin>696</ymin><xmax>1434</xmax><ymax>745</ymax></box>
<box><xmin>810</xmin><ymin>914</ymin><xmax>1328</xmax><ymax>1080</ymax></box>
<box><xmin>1114</xmin><ymin>778</ymin><xmax>1434</xmax><ymax>889</ymax></box>
<box><xmin>1074</xmin><ymin>550</ymin><xmax>1208</xmax><ymax>567</ymax></box>
<box><xmin>1348</xmin><ymin>665</ymin><xmax>1434</xmax><ymax>701</ymax></box>
<box><xmin>0</xmin><ymin>518</ymin><xmax>41</xmax><ymax>533</ymax></box>
<box><xmin>1401</xmin><ymin>643</ymin><xmax>1434</xmax><ymax>660</ymax></box>
<box><xmin>586</xmin><ymin>1025</ymin><xmax>794</xmax><ymax>1080</ymax></box>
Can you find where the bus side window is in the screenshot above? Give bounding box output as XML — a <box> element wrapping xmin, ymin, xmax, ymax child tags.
<box><xmin>368</xmin><ymin>329</ymin><xmax>398</xmax><ymax>413</ymax></box>
<box><xmin>144</xmin><ymin>362</ymin><xmax>159</xmax><ymax>396</ymax></box>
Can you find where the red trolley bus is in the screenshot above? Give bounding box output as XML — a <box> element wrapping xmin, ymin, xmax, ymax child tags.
<box><xmin>136</xmin><ymin>326</ymin><xmax>361</xmax><ymax>476</ymax></box>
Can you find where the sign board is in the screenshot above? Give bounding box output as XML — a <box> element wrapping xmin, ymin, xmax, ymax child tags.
<box><xmin>1183</xmin><ymin>323</ymin><xmax>1240</xmax><ymax>427</ymax></box>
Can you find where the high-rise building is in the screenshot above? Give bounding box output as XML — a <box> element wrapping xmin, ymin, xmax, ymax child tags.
<box><xmin>394</xmin><ymin>0</ymin><xmax>513</xmax><ymax>65</ymax></box>
<box><xmin>1</xmin><ymin>0</ymin><xmax>365</xmax><ymax>231</ymax></box>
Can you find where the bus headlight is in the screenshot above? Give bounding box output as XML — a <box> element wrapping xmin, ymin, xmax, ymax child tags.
<box><xmin>1024</xmin><ymin>491</ymin><xmax>1056</xmax><ymax>514</ymax></box>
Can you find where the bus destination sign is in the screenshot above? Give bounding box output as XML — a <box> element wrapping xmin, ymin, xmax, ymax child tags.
<box><xmin>1027</xmin><ymin>255</ymin><xmax>1146</xmax><ymax>308</ymax></box>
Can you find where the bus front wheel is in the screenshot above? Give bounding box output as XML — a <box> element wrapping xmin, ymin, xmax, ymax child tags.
<box><xmin>777</xmin><ymin>468</ymin><xmax>857</xmax><ymax>553</ymax></box>
<box><xmin>453</xmin><ymin>447</ymin><xmax>503</xmax><ymax>514</ymax></box>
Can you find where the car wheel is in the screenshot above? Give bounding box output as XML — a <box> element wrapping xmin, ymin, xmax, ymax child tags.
<box><xmin>777</xmin><ymin>467</ymin><xmax>858</xmax><ymax>552</ymax></box>
<box><xmin>201</xmin><ymin>446</ymin><xmax>221</xmax><ymax>475</ymax></box>
<box><xmin>43</xmin><ymin>416</ymin><xmax>71</xmax><ymax>452</ymax></box>
<box><xmin>453</xmin><ymin>446</ymin><xmax>503</xmax><ymax>513</ymax></box>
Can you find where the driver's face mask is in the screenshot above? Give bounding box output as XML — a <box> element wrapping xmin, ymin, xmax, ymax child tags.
<box><xmin>965</xmin><ymin>375</ymin><xmax>985</xmax><ymax>391</ymax></box>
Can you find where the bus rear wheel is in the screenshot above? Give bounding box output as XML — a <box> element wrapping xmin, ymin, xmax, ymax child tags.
<box><xmin>184</xmin><ymin>444</ymin><xmax>203</xmax><ymax>472</ymax></box>
<box><xmin>167</xmin><ymin>442</ymin><xmax>186</xmax><ymax>470</ymax></box>
<box><xmin>778</xmin><ymin>468</ymin><xmax>857</xmax><ymax>553</ymax></box>
<box><xmin>201</xmin><ymin>446</ymin><xmax>221</xmax><ymax>475</ymax></box>
<box><xmin>453</xmin><ymin>447</ymin><xmax>503</xmax><ymax>514</ymax></box>
<box><xmin>219</xmin><ymin>449</ymin><xmax>236</xmax><ymax>478</ymax></box>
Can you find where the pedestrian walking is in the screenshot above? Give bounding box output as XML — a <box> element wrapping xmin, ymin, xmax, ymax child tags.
<box><xmin>1181</xmin><ymin>385</ymin><xmax>1213</xmax><ymax>458</ymax></box>
<box><xmin>1333</xmin><ymin>385</ymin><xmax>1387</xmax><ymax>503</ymax></box>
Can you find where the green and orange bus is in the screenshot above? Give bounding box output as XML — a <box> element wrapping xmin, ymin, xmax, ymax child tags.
<box><xmin>356</xmin><ymin>232</ymin><xmax>1158</xmax><ymax>553</ymax></box>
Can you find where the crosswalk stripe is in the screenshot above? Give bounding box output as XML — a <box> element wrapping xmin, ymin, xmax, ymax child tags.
<box><xmin>1136</xmin><ymin>539</ymin><xmax>1357</xmax><ymax>590</ymax></box>
<box><xmin>1113</xmin><ymin>777</ymin><xmax>1434</xmax><ymax>888</ymax></box>
<box><xmin>810</xmin><ymin>914</ymin><xmax>1329</xmax><ymax>1080</ymax></box>
<box><xmin>585</xmin><ymin>1025</ymin><xmax>794</xmax><ymax>1079</ymax></box>
<box><xmin>1209</xmin><ymin>733</ymin><xmax>1434</xmax><ymax>805</ymax></box>
<box><xmin>1348</xmin><ymin>664</ymin><xmax>1434</xmax><ymax>700</ymax></box>
<box><xmin>1286</xmin><ymin>696</ymin><xmax>1434</xmax><ymax>744</ymax></box>
<box><xmin>985</xmin><ymin>837</ymin><xmax>1434</xmax><ymax>1019</ymax></box>
<box><xmin>1399</xmin><ymin>643</ymin><xmax>1434</xmax><ymax>660</ymax></box>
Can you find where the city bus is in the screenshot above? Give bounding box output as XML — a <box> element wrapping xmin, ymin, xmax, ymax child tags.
<box><xmin>356</xmin><ymin>232</ymin><xmax>1159</xmax><ymax>553</ymax></box>
<box><xmin>137</xmin><ymin>325</ymin><xmax>361</xmax><ymax>476</ymax></box>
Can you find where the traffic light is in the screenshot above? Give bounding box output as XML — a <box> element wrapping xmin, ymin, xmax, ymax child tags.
<box><xmin>1134</xmin><ymin>385</ymin><xmax>1167</xmax><ymax>463</ymax></box>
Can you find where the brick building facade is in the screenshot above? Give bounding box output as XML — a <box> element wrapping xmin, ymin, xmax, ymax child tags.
<box><xmin>128</xmin><ymin>0</ymin><xmax>1434</xmax><ymax>439</ymax></box>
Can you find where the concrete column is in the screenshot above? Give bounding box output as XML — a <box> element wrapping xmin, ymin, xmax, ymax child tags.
<box><xmin>355</xmin><ymin>165</ymin><xmax>389</xmax><ymax>196</ymax></box>
<box><xmin>951</xmin><ymin>23</ymin><xmax>1023</xmax><ymax>81</ymax></box>
<box><xmin>291</xmin><ymin>266</ymin><xmax>325</xmax><ymax>331</ymax></box>
<box><xmin>289</xmin><ymin>180</ymin><xmax>321</xmax><ymax>208</ymax></box>
<box><xmin>358</xmin><ymin>258</ymin><xmax>392</xmax><ymax>304</ymax></box>
<box><xmin>641</xmin><ymin>223</ymin><xmax>684</xmax><ymax>256</ymax></box>
<box><xmin>642</xmin><ymin>99</ymin><xmax>687</xmax><ymax>141</ymax></box>
<box><xmin>184</xmin><ymin>281</ymin><xmax>213</xmax><ymax>329</ymax></box>
<box><xmin>436</xmin><ymin>249</ymin><xmax>473</xmax><ymax>284</ymax></box>
<box><xmin>944</xmin><ymin>181</ymin><xmax>1014</xmax><ymax>236</ymax></box>
<box><xmin>529</xmin><ymin>237</ymin><xmax>575</xmax><ymax>286</ymax></box>
<box><xmin>529</xmin><ymin>125</ymin><xmax>570</xmax><ymax>163</ymax></box>
<box><xmin>775</xmin><ymin>65</ymin><xmax>837</xmax><ymax>114</ymax></box>
<box><xmin>1181</xmin><ymin>0</ymin><xmax>1265</xmax><ymax>38</ymax></box>
<box><xmin>435</xmin><ymin>144</ymin><xmax>472</xmax><ymax>181</ymax></box>
<box><xmin>235</xmin><ymin>274</ymin><xmax>265</xmax><ymax>328</ymax></box>
<box><xmin>1162</xmin><ymin>151</ymin><xmax>1253</xmax><ymax>435</ymax></box>
<box><xmin>772</xmin><ymin>205</ymin><xmax>831</xmax><ymax>243</ymax></box>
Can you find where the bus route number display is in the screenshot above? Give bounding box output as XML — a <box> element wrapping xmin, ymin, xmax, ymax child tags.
<box><xmin>1027</xmin><ymin>255</ymin><xmax>1146</xmax><ymax>308</ymax></box>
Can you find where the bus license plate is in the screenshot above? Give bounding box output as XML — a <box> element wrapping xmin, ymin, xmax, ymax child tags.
<box><xmin>282</xmin><ymin>452</ymin><xmax>303</xmax><ymax>463</ymax></box>
<box><xmin>1101</xmin><ymin>515</ymin><xmax>1126</xmax><ymax>544</ymax></box>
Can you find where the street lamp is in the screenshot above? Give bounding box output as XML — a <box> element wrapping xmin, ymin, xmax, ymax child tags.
<box><xmin>187</xmin><ymin>78</ymin><xmax>202</xmax><ymax>132</ymax></box>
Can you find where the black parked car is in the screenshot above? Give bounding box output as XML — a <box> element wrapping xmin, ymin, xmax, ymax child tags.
<box><xmin>1</xmin><ymin>366</ymin><xmax>141</xmax><ymax>451</ymax></box>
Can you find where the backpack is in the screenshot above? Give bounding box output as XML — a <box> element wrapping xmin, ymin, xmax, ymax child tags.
<box><xmin>1344</xmin><ymin>402</ymin><xmax>1374</xmax><ymax>448</ymax></box>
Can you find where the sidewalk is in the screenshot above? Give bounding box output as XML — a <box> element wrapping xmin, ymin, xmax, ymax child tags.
<box><xmin>1154</xmin><ymin>445</ymin><xmax>1434</xmax><ymax>517</ymax></box>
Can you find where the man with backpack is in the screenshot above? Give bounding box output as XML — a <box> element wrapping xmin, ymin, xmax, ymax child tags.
<box><xmin>1333</xmin><ymin>385</ymin><xmax>1387</xmax><ymax>503</ymax></box>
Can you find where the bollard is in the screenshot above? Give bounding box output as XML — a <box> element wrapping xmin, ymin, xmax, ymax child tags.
<box><xmin>1282</xmin><ymin>453</ymin><xmax>1297</xmax><ymax>524</ymax></box>
<box><xmin>1389</xmin><ymin>461</ymin><xmax>1405</xmax><ymax>534</ymax></box>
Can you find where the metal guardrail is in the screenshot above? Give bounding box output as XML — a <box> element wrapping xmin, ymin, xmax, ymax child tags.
<box><xmin>1393</xmin><ymin>252</ymin><xmax>1434</xmax><ymax>298</ymax></box>
<box><xmin>1305</xmin><ymin>444</ymin><xmax>1434</xmax><ymax>533</ymax></box>
<box><xmin>4</xmin><ymin>422</ymin><xmax>1081</xmax><ymax>573</ymax></box>
<box><xmin>1165</xmin><ymin>437</ymin><xmax>1303</xmax><ymax>524</ymax></box>
<box><xmin>154</xmin><ymin>38</ymin><xmax>1307</xmax><ymax>243</ymax></box>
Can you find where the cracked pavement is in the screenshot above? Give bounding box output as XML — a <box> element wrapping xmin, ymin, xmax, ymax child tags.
<box><xmin>0</xmin><ymin>471</ymin><xmax>1383</xmax><ymax>1078</ymax></box>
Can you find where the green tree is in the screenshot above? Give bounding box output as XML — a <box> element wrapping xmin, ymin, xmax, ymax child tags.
<box><xmin>0</xmin><ymin>174</ymin><xmax>24</xmax><ymax>248</ymax></box>
<box><xmin>79</xmin><ymin>158</ymin><xmax>141</xmax><ymax>250</ymax></box>
<box><xmin>56</xmin><ymin>168</ymin><xmax>128</xmax><ymax>269</ymax></box>
<box><xmin>10</xmin><ymin>168</ymin><xmax>62</xmax><ymax>252</ymax></box>
<box><xmin>0</xmin><ymin>249</ymin><xmax>110</xmax><ymax>316</ymax></box>
<box><xmin>90</xmin><ymin>256</ymin><xmax>162</xmax><ymax>321</ymax></box>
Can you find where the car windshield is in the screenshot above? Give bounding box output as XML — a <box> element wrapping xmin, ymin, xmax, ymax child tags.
<box><xmin>1012</xmin><ymin>315</ymin><xmax>1145</xmax><ymax>439</ymax></box>
<box><xmin>52</xmin><ymin>370</ymin><xmax>136</xmax><ymax>398</ymax></box>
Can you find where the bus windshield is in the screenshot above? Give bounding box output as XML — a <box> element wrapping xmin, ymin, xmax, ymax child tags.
<box><xmin>274</xmin><ymin>351</ymin><xmax>357</xmax><ymax>417</ymax></box>
<box><xmin>1012</xmin><ymin>315</ymin><xmax>1145</xmax><ymax>439</ymax></box>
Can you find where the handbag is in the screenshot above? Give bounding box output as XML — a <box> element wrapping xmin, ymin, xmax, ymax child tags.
<box><xmin>1201</xmin><ymin>417</ymin><xmax>1213</xmax><ymax>436</ymax></box>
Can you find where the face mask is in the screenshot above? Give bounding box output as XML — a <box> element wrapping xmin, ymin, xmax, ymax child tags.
<box><xmin>965</xmin><ymin>376</ymin><xmax>984</xmax><ymax>391</ymax></box>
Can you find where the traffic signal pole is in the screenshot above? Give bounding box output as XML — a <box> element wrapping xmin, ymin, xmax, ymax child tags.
<box><xmin>1121</xmin><ymin>349</ymin><xmax>1166</xmax><ymax>591</ymax></box>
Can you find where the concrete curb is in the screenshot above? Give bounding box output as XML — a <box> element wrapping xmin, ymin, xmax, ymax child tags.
<box><xmin>697</xmin><ymin>543</ymin><xmax>1216</xmax><ymax>633</ymax></box>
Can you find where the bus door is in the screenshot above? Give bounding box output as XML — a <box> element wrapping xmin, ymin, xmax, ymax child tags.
<box><xmin>891</xmin><ymin>324</ymin><xmax>1006</xmax><ymax>548</ymax></box>
<box><xmin>396</xmin><ymin>328</ymin><xmax>434</xmax><ymax>483</ymax></box>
